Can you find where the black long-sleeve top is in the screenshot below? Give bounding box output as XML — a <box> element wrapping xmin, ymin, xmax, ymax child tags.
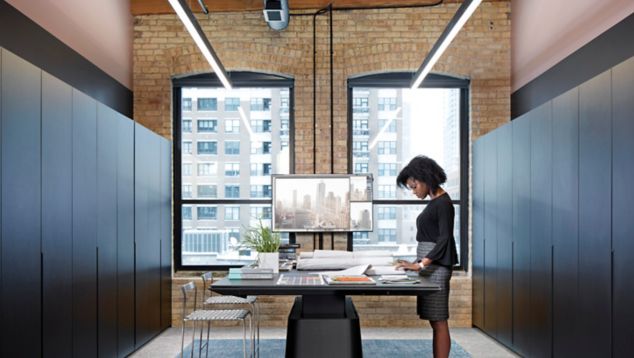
<box><xmin>416</xmin><ymin>192</ymin><xmax>458</xmax><ymax>267</ymax></box>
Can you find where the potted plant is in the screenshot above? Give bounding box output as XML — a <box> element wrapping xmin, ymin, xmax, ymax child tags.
<box><xmin>242</xmin><ymin>219</ymin><xmax>281</xmax><ymax>273</ymax></box>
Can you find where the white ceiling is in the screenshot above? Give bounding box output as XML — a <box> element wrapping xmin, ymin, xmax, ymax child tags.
<box><xmin>7</xmin><ymin>0</ymin><xmax>133</xmax><ymax>89</ymax></box>
<box><xmin>7</xmin><ymin>0</ymin><xmax>634</xmax><ymax>93</ymax></box>
<box><xmin>512</xmin><ymin>0</ymin><xmax>634</xmax><ymax>91</ymax></box>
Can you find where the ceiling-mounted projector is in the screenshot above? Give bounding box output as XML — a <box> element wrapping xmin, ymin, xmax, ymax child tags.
<box><xmin>263</xmin><ymin>0</ymin><xmax>289</xmax><ymax>31</ymax></box>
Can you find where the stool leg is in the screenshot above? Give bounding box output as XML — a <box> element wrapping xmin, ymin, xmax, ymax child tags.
<box><xmin>205</xmin><ymin>321</ymin><xmax>211</xmax><ymax>358</ymax></box>
<box><xmin>255</xmin><ymin>303</ymin><xmax>260</xmax><ymax>357</ymax></box>
<box><xmin>242</xmin><ymin>319</ymin><xmax>247</xmax><ymax>358</ymax></box>
<box><xmin>191</xmin><ymin>321</ymin><xmax>196</xmax><ymax>358</ymax></box>
<box><xmin>198</xmin><ymin>320</ymin><xmax>204</xmax><ymax>358</ymax></box>
<box><xmin>249</xmin><ymin>314</ymin><xmax>254</xmax><ymax>358</ymax></box>
<box><xmin>181</xmin><ymin>320</ymin><xmax>186</xmax><ymax>358</ymax></box>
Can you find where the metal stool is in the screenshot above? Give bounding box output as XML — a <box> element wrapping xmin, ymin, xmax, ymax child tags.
<box><xmin>180</xmin><ymin>281</ymin><xmax>254</xmax><ymax>358</ymax></box>
<box><xmin>202</xmin><ymin>272</ymin><xmax>260</xmax><ymax>357</ymax></box>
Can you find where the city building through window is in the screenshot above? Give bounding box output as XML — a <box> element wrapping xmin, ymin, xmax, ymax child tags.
<box><xmin>174</xmin><ymin>73</ymin><xmax>293</xmax><ymax>268</ymax></box>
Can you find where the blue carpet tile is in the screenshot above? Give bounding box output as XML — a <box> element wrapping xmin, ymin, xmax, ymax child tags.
<box><xmin>179</xmin><ymin>338</ymin><xmax>471</xmax><ymax>357</ymax></box>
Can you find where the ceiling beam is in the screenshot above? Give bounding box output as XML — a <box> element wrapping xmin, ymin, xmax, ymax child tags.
<box><xmin>131</xmin><ymin>0</ymin><xmax>496</xmax><ymax>16</ymax></box>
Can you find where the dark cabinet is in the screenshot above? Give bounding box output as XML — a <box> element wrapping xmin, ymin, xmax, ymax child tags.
<box><xmin>97</xmin><ymin>104</ymin><xmax>119</xmax><ymax>358</ymax></box>
<box><xmin>552</xmin><ymin>87</ymin><xmax>580</xmax><ymax>357</ymax></box>
<box><xmin>578</xmin><ymin>70</ymin><xmax>612</xmax><ymax>356</ymax></box>
<box><xmin>495</xmin><ymin>124</ymin><xmax>513</xmax><ymax>348</ymax></box>
<box><xmin>72</xmin><ymin>88</ymin><xmax>98</xmax><ymax>357</ymax></box>
<box><xmin>160</xmin><ymin>139</ymin><xmax>173</xmax><ymax>330</ymax></box>
<box><xmin>135</xmin><ymin>124</ymin><xmax>163</xmax><ymax>347</ymax></box>
<box><xmin>483</xmin><ymin>131</ymin><xmax>498</xmax><ymax>336</ymax></box>
<box><xmin>529</xmin><ymin>102</ymin><xmax>553</xmax><ymax>358</ymax></box>
<box><xmin>472</xmin><ymin>139</ymin><xmax>485</xmax><ymax>329</ymax></box>
<box><xmin>42</xmin><ymin>72</ymin><xmax>73</xmax><ymax>357</ymax></box>
<box><xmin>612</xmin><ymin>56</ymin><xmax>634</xmax><ymax>357</ymax></box>
<box><xmin>0</xmin><ymin>47</ymin><xmax>171</xmax><ymax>358</ymax></box>
<box><xmin>118</xmin><ymin>115</ymin><xmax>135</xmax><ymax>357</ymax></box>
<box><xmin>1</xmin><ymin>47</ymin><xmax>42</xmax><ymax>358</ymax></box>
<box><xmin>511</xmin><ymin>113</ymin><xmax>531</xmax><ymax>356</ymax></box>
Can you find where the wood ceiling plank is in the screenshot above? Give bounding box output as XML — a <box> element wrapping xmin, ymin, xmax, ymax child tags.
<box><xmin>130</xmin><ymin>0</ymin><xmax>476</xmax><ymax>16</ymax></box>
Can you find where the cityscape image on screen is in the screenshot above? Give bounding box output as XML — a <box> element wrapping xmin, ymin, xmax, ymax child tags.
<box><xmin>272</xmin><ymin>175</ymin><xmax>373</xmax><ymax>232</ymax></box>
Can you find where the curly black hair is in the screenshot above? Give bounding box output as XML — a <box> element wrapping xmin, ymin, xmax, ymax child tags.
<box><xmin>396</xmin><ymin>155</ymin><xmax>447</xmax><ymax>193</ymax></box>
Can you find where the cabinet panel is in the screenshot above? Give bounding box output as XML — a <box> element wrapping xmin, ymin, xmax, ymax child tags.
<box><xmin>483</xmin><ymin>131</ymin><xmax>498</xmax><ymax>336</ymax></box>
<box><xmin>1</xmin><ymin>48</ymin><xmax>42</xmax><ymax>357</ymax></box>
<box><xmin>578</xmin><ymin>70</ymin><xmax>612</xmax><ymax>356</ymax></box>
<box><xmin>511</xmin><ymin>113</ymin><xmax>531</xmax><ymax>356</ymax></box>
<box><xmin>552</xmin><ymin>87</ymin><xmax>580</xmax><ymax>357</ymax></box>
<box><xmin>135</xmin><ymin>124</ymin><xmax>162</xmax><ymax>347</ymax></box>
<box><xmin>472</xmin><ymin>139</ymin><xmax>485</xmax><ymax>328</ymax></box>
<box><xmin>117</xmin><ymin>115</ymin><xmax>135</xmax><ymax>357</ymax></box>
<box><xmin>42</xmin><ymin>72</ymin><xmax>73</xmax><ymax>357</ymax></box>
<box><xmin>529</xmin><ymin>102</ymin><xmax>553</xmax><ymax>358</ymax></box>
<box><xmin>97</xmin><ymin>104</ymin><xmax>118</xmax><ymax>358</ymax></box>
<box><xmin>72</xmin><ymin>89</ymin><xmax>98</xmax><ymax>357</ymax></box>
<box><xmin>496</xmin><ymin>123</ymin><xmax>513</xmax><ymax>347</ymax></box>
<box><xmin>612</xmin><ymin>56</ymin><xmax>634</xmax><ymax>357</ymax></box>
<box><xmin>160</xmin><ymin>138</ymin><xmax>172</xmax><ymax>330</ymax></box>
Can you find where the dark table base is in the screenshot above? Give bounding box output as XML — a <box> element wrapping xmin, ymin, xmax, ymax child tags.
<box><xmin>285</xmin><ymin>296</ymin><xmax>362</xmax><ymax>358</ymax></box>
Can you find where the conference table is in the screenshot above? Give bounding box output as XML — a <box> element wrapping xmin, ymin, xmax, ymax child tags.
<box><xmin>211</xmin><ymin>270</ymin><xmax>440</xmax><ymax>358</ymax></box>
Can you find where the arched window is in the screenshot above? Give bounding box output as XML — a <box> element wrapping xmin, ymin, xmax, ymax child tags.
<box><xmin>173</xmin><ymin>72</ymin><xmax>294</xmax><ymax>269</ymax></box>
<box><xmin>348</xmin><ymin>72</ymin><xmax>469</xmax><ymax>270</ymax></box>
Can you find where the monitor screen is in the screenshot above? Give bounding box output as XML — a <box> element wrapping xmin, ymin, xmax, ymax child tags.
<box><xmin>272</xmin><ymin>174</ymin><xmax>373</xmax><ymax>232</ymax></box>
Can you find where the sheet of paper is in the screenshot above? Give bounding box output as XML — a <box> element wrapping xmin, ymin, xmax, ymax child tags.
<box><xmin>317</xmin><ymin>264</ymin><xmax>370</xmax><ymax>276</ymax></box>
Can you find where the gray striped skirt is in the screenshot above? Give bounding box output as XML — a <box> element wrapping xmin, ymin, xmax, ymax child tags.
<box><xmin>416</xmin><ymin>241</ymin><xmax>453</xmax><ymax>321</ymax></box>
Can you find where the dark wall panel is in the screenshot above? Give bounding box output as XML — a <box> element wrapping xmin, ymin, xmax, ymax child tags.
<box><xmin>495</xmin><ymin>123</ymin><xmax>513</xmax><ymax>347</ymax></box>
<box><xmin>160</xmin><ymin>138</ymin><xmax>172</xmax><ymax>330</ymax></box>
<box><xmin>472</xmin><ymin>139</ymin><xmax>485</xmax><ymax>329</ymax></box>
<box><xmin>552</xmin><ymin>87</ymin><xmax>580</xmax><ymax>357</ymax></box>
<box><xmin>0</xmin><ymin>1</ymin><xmax>132</xmax><ymax>117</ymax></box>
<box><xmin>117</xmin><ymin>115</ymin><xmax>135</xmax><ymax>357</ymax></box>
<box><xmin>72</xmin><ymin>89</ymin><xmax>98</xmax><ymax>358</ymax></box>
<box><xmin>41</xmin><ymin>71</ymin><xmax>73</xmax><ymax>357</ymax></box>
<box><xmin>0</xmin><ymin>49</ymin><xmax>3</xmax><ymax>357</ymax></box>
<box><xmin>511</xmin><ymin>113</ymin><xmax>531</xmax><ymax>356</ymax></box>
<box><xmin>135</xmin><ymin>124</ymin><xmax>162</xmax><ymax>347</ymax></box>
<box><xmin>612</xmin><ymin>56</ymin><xmax>634</xmax><ymax>356</ymax></box>
<box><xmin>1</xmin><ymin>47</ymin><xmax>42</xmax><ymax>358</ymax></box>
<box><xmin>578</xmin><ymin>70</ymin><xmax>612</xmax><ymax>356</ymax></box>
<box><xmin>483</xmin><ymin>131</ymin><xmax>498</xmax><ymax>336</ymax></box>
<box><xmin>512</xmin><ymin>13</ymin><xmax>634</xmax><ymax>119</ymax></box>
<box><xmin>529</xmin><ymin>102</ymin><xmax>553</xmax><ymax>358</ymax></box>
<box><xmin>97</xmin><ymin>104</ymin><xmax>119</xmax><ymax>358</ymax></box>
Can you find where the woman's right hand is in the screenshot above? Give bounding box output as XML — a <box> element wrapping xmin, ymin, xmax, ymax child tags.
<box><xmin>394</xmin><ymin>260</ymin><xmax>421</xmax><ymax>271</ymax></box>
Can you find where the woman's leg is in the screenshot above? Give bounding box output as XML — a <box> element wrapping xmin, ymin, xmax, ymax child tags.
<box><xmin>429</xmin><ymin>320</ymin><xmax>450</xmax><ymax>358</ymax></box>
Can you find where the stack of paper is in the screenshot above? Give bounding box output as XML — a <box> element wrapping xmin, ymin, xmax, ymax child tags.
<box><xmin>228</xmin><ymin>267</ymin><xmax>274</xmax><ymax>280</ymax></box>
<box><xmin>323</xmin><ymin>275</ymin><xmax>376</xmax><ymax>285</ymax></box>
<box><xmin>378</xmin><ymin>275</ymin><xmax>420</xmax><ymax>284</ymax></box>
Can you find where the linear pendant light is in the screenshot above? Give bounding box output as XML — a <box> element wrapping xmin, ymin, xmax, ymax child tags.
<box><xmin>168</xmin><ymin>0</ymin><xmax>232</xmax><ymax>89</ymax></box>
<box><xmin>410</xmin><ymin>0</ymin><xmax>482</xmax><ymax>89</ymax></box>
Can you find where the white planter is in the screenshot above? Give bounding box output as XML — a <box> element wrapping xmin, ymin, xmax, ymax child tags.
<box><xmin>258</xmin><ymin>252</ymin><xmax>279</xmax><ymax>273</ymax></box>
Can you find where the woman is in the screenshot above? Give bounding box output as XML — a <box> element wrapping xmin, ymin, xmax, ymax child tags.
<box><xmin>395</xmin><ymin>155</ymin><xmax>458</xmax><ymax>358</ymax></box>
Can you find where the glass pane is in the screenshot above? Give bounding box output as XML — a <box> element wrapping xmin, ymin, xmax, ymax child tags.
<box><xmin>181</xmin><ymin>87</ymin><xmax>290</xmax><ymax>200</ymax></box>
<box><xmin>182</xmin><ymin>204</ymin><xmax>289</xmax><ymax>266</ymax></box>
<box><xmin>353</xmin><ymin>204</ymin><xmax>461</xmax><ymax>265</ymax></box>
<box><xmin>351</xmin><ymin>88</ymin><xmax>461</xmax><ymax>199</ymax></box>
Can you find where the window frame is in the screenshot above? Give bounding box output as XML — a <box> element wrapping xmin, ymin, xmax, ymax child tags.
<box><xmin>347</xmin><ymin>72</ymin><xmax>470</xmax><ymax>271</ymax></box>
<box><xmin>173</xmin><ymin>71</ymin><xmax>295</xmax><ymax>271</ymax></box>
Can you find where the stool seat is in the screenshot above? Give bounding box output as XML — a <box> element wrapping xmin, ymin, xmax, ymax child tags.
<box><xmin>205</xmin><ymin>295</ymin><xmax>257</xmax><ymax>305</ymax></box>
<box><xmin>186</xmin><ymin>309</ymin><xmax>250</xmax><ymax>322</ymax></box>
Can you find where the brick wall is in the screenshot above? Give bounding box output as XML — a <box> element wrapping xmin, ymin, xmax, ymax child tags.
<box><xmin>134</xmin><ymin>1</ymin><xmax>511</xmax><ymax>329</ymax></box>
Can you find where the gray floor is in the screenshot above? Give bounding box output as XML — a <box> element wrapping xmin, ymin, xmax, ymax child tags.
<box><xmin>131</xmin><ymin>326</ymin><xmax>518</xmax><ymax>357</ymax></box>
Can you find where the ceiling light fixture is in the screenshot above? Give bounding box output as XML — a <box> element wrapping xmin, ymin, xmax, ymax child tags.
<box><xmin>410</xmin><ymin>0</ymin><xmax>482</xmax><ymax>89</ymax></box>
<box><xmin>168</xmin><ymin>0</ymin><xmax>232</xmax><ymax>89</ymax></box>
